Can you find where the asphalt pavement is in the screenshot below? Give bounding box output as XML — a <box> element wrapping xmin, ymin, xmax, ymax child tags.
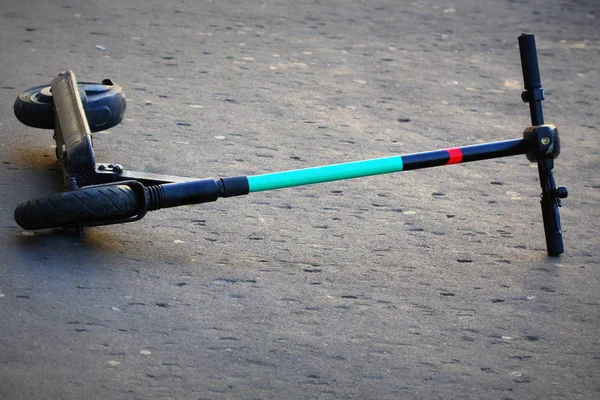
<box><xmin>1</xmin><ymin>0</ymin><xmax>599</xmax><ymax>399</ymax></box>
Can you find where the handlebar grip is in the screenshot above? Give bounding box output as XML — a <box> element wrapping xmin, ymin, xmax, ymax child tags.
<box><xmin>518</xmin><ymin>34</ymin><xmax>542</xmax><ymax>90</ymax></box>
<box><xmin>541</xmin><ymin>190</ymin><xmax>564</xmax><ymax>256</ymax></box>
<box><xmin>519</xmin><ymin>34</ymin><xmax>545</xmax><ymax>127</ymax></box>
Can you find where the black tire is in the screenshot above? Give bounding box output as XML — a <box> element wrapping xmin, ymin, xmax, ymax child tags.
<box><xmin>13</xmin><ymin>85</ymin><xmax>56</xmax><ymax>130</ymax></box>
<box><xmin>15</xmin><ymin>184</ymin><xmax>139</xmax><ymax>230</ymax></box>
<box><xmin>14</xmin><ymin>81</ymin><xmax>126</xmax><ymax>132</ymax></box>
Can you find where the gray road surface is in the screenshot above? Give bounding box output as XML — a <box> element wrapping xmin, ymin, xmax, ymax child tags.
<box><xmin>1</xmin><ymin>0</ymin><xmax>599</xmax><ymax>399</ymax></box>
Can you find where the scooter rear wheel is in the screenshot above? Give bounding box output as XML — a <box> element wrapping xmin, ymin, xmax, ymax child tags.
<box><xmin>13</xmin><ymin>80</ymin><xmax>126</xmax><ymax>132</ymax></box>
<box><xmin>14</xmin><ymin>184</ymin><xmax>139</xmax><ymax>230</ymax></box>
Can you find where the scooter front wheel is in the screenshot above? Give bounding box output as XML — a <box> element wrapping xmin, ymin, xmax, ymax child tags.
<box><xmin>15</xmin><ymin>184</ymin><xmax>139</xmax><ymax>230</ymax></box>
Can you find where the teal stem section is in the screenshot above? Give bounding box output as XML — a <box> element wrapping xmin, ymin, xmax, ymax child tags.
<box><xmin>247</xmin><ymin>155</ymin><xmax>404</xmax><ymax>192</ymax></box>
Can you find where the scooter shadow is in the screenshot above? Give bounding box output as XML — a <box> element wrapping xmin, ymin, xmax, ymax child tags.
<box><xmin>14</xmin><ymin>226</ymin><xmax>196</xmax><ymax>268</ymax></box>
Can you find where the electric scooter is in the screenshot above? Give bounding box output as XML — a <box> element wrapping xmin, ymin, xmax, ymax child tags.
<box><xmin>13</xmin><ymin>34</ymin><xmax>567</xmax><ymax>256</ymax></box>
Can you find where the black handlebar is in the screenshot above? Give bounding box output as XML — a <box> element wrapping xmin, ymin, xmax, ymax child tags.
<box><xmin>518</xmin><ymin>33</ymin><xmax>566</xmax><ymax>256</ymax></box>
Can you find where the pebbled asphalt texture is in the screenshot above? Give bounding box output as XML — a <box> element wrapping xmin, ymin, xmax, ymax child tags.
<box><xmin>0</xmin><ymin>0</ymin><xmax>599</xmax><ymax>399</ymax></box>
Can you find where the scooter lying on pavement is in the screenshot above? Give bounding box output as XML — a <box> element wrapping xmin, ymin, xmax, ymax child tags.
<box><xmin>13</xmin><ymin>34</ymin><xmax>568</xmax><ymax>256</ymax></box>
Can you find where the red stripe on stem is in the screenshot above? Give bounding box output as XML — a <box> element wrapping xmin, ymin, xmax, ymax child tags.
<box><xmin>446</xmin><ymin>148</ymin><xmax>463</xmax><ymax>164</ymax></box>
